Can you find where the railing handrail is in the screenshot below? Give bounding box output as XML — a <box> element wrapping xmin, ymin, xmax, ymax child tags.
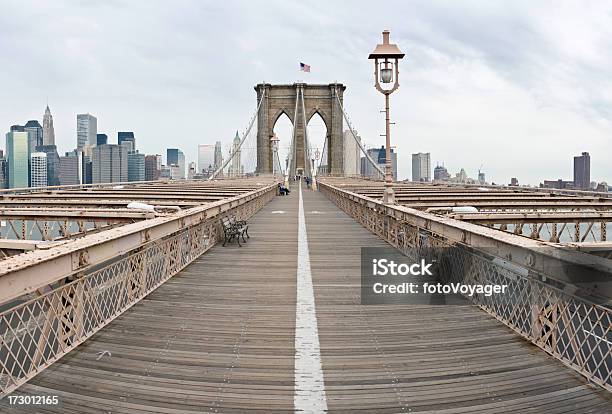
<box><xmin>319</xmin><ymin>179</ymin><xmax>612</xmax><ymax>392</ymax></box>
<box><xmin>0</xmin><ymin>183</ymin><xmax>278</xmax><ymax>304</ymax></box>
<box><xmin>318</xmin><ymin>180</ymin><xmax>612</xmax><ymax>303</ymax></box>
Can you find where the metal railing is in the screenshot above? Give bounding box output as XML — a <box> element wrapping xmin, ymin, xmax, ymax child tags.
<box><xmin>0</xmin><ymin>184</ymin><xmax>276</xmax><ymax>397</ymax></box>
<box><xmin>319</xmin><ymin>181</ymin><xmax>612</xmax><ymax>391</ymax></box>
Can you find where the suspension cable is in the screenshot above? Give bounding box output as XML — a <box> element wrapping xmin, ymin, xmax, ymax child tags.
<box><xmin>334</xmin><ymin>86</ymin><xmax>384</xmax><ymax>178</ymax></box>
<box><xmin>300</xmin><ymin>86</ymin><xmax>312</xmax><ymax>178</ymax></box>
<box><xmin>317</xmin><ymin>133</ymin><xmax>328</xmax><ymax>177</ymax></box>
<box><xmin>287</xmin><ymin>84</ymin><xmax>300</xmax><ymax>177</ymax></box>
<box><xmin>209</xmin><ymin>89</ymin><xmax>267</xmax><ymax>180</ymax></box>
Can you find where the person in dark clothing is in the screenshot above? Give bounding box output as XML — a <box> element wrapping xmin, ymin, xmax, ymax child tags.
<box><xmin>278</xmin><ymin>183</ymin><xmax>290</xmax><ymax>196</ymax></box>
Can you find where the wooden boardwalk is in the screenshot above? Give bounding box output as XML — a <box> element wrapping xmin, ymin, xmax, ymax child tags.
<box><xmin>2</xmin><ymin>184</ymin><xmax>611</xmax><ymax>413</ymax></box>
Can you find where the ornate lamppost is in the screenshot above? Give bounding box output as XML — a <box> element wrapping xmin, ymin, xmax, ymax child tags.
<box><xmin>369</xmin><ymin>30</ymin><xmax>404</xmax><ymax>204</ymax></box>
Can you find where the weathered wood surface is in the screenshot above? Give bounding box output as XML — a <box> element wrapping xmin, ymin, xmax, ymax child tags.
<box><xmin>1</xmin><ymin>185</ymin><xmax>610</xmax><ymax>413</ymax></box>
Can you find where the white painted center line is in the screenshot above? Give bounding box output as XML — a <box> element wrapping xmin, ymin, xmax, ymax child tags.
<box><xmin>294</xmin><ymin>181</ymin><xmax>328</xmax><ymax>413</ymax></box>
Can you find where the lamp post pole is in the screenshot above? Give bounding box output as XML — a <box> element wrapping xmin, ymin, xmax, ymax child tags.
<box><xmin>369</xmin><ymin>30</ymin><xmax>404</xmax><ymax>205</ymax></box>
<box><xmin>384</xmin><ymin>92</ymin><xmax>393</xmax><ymax>203</ymax></box>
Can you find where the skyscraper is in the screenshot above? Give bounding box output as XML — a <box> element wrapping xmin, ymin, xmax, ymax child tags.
<box><xmin>92</xmin><ymin>144</ymin><xmax>128</xmax><ymax>183</ymax></box>
<box><xmin>30</xmin><ymin>152</ymin><xmax>47</xmax><ymax>187</ymax></box>
<box><xmin>229</xmin><ymin>132</ymin><xmax>242</xmax><ymax>177</ymax></box>
<box><xmin>24</xmin><ymin>120</ymin><xmax>43</xmax><ymax>150</ymax></box>
<box><xmin>36</xmin><ymin>145</ymin><xmax>60</xmax><ymax>186</ymax></box>
<box><xmin>59</xmin><ymin>154</ymin><xmax>81</xmax><ymax>185</ymax></box>
<box><xmin>145</xmin><ymin>155</ymin><xmax>160</xmax><ymax>181</ymax></box>
<box><xmin>118</xmin><ymin>132</ymin><xmax>135</xmax><ymax>152</ymax></box>
<box><xmin>167</xmin><ymin>148</ymin><xmax>179</xmax><ymax>166</ymax></box>
<box><xmin>214</xmin><ymin>141</ymin><xmax>223</xmax><ymax>170</ymax></box>
<box><xmin>42</xmin><ymin>105</ymin><xmax>55</xmax><ymax>145</ymax></box>
<box><xmin>361</xmin><ymin>146</ymin><xmax>397</xmax><ymax>180</ymax></box>
<box><xmin>96</xmin><ymin>134</ymin><xmax>108</xmax><ymax>146</ymax></box>
<box><xmin>434</xmin><ymin>164</ymin><xmax>451</xmax><ymax>181</ymax></box>
<box><xmin>82</xmin><ymin>153</ymin><xmax>92</xmax><ymax>184</ymax></box>
<box><xmin>412</xmin><ymin>152</ymin><xmax>431</xmax><ymax>182</ymax></box>
<box><xmin>167</xmin><ymin>148</ymin><xmax>185</xmax><ymax>179</ymax></box>
<box><xmin>343</xmin><ymin>130</ymin><xmax>361</xmax><ymax>176</ymax></box>
<box><xmin>77</xmin><ymin>113</ymin><xmax>97</xmax><ymax>149</ymax></box>
<box><xmin>198</xmin><ymin>144</ymin><xmax>215</xmax><ymax>173</ymax></box>
<box><xmin>128</xmin><ymin>151</ymin><xmax>145</xmax><ymax>182</ymax></box>
<box><xmin>573</xmin><ymin>152</ymin><xmax>590</xmax><ymax>190</ymax></box>
<box><xmin>6</xmin><ymin>130</ymin><xmax>30</xmax><ymax>188</ymax></box>
<box><xmin>178</xmin><ymin>151</ymin><xmax>185</xmax><ymax>179</ymax></box>
<box><xmin>0</xmin><ymin>152</ymin><xmax>7</xmax><ymax>189</ymax></box>
<box><xmin>170</xmin><ymin>165</ymin><xmax>182</xmax><ymax>180</ymax></box>
<box><xmin>187</xmin><ymin>161</ymin><xmax>197</xmax><ymax>179</ymax></box>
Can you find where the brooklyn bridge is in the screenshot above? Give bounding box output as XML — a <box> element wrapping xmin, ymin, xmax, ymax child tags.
<box><xmin>0</xmin><ymin>83</ymin><xmax>611</xmax><ymax>413</ymax></box>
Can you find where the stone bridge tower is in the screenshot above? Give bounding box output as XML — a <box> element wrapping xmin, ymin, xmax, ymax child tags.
<box><xmin>255</xmin><ymin>83</ymin><xmax>346</xmax><ymax>176</ymax></box>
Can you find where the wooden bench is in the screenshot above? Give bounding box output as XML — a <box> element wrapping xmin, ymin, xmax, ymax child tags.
<box><xmin>221</xmin><ymin>215</ymin><xmax>249</xmax><ymax>247</ymax></box>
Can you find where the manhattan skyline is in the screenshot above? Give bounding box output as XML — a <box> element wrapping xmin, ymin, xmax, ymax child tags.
<box><xmin>1</xmin><ymin>1</ymin><xmax>611</xmax><ymax>184</ymax></box>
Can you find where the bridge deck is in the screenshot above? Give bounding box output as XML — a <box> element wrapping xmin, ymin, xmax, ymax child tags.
<box><xmin>2</xmin><ymin>184</ymin><xmax>611</xmax><ymax>413</ymax></box>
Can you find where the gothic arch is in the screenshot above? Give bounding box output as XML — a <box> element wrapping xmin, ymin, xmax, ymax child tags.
<box><xmin>255</xmin><ymin>83</ymin><xmax>346</xmax><ymax>176</ymax></box>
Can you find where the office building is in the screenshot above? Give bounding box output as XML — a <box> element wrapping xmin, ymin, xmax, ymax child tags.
<box><xmin>36</xmin><ymin>145</ymin><xmax>60</xmax><ymax>186</ymax></box>
<box><xmin>167</xmin><ymin>148</ymin><xmax>185</xmax><ymax>178</ymax></box>
<box><xmin>170</xmin><ymin>164</ymin><xmax>182</xmax><ymax>180</ymax></box>
<box><xmin>167</xmin><ymin>148</ymin><xmax>179</xmax><ymax>165</ymax></box>
<box><xmin>96</xmin><ymin>134</ymin><xmax>108</xmax><ymax>146</ymax></box>
<box><xmin>155</xmin><ymin>154</ymin><xmax>162</xmax><ymax>170</ymax></box>
<box><xmin>118</xmin><ymin>131</ymin><xmax>135</xmax><ymax>152</ymax></box>
<box><xmin>159</xmin><ymin>165</ymin><xmax>171</xmax><ymax>179</ymax></box>
<box><xmin>214</xmin><ymin>141</ymin><xmax>223</xmax><ymax>170</ymax></box>
<box><xmin>478</xmin><ymin>171</ymin><xmax>486</xmax><ymax>185</ymax></box>
<box><xmin>510</xmin><ymin>177</ymin><xmax>519</xmax><ymax>186</ymax></box>
<box><xmin>77</xmin><ymin>113</ymin><xmax>97</xmax><ymax>149</ymax></box>
<box><xmin>145</xmin><ymin>155</ymin><xmax>160</xmax><ymax>181</ymax></box>
<box><xmin>42</xmin><ymin>105</ymin><xmax>55</xmax><ymax>145</ymax></box>
<box><xmin>361</xmin><ymin>146</ymin><xmax>397</xmax><ymax>180</ymax></box>
<box><xmin>92</xmin><ymin>144</ymin><xmax>128</xmax><ymax>184</ymax></box>
<box><xmin>128</xmin><ymin>151</ymin><xmax>145</xmax><ymax>182</ymax></box>
<box><xmin>0</xmin><ymin>155</ymin><xmax>7</xmax><ymax>189</ymax></box>
<box><xmin>24</xmin><ymin>120</ymin><xmax>43</xmax><ymax>150</ymax></box>
<box><xmin>433</xmin><ymin>164</ymin><xmax>451</xmax><ymax>181</ymax></box>
<box><xmin>82</xmin><ymin>154</ymin><xmax>92</xmax><ymax>184</ymax></box>
<box><xmin>30</xmin><ymin>152</ymin><xmax>47</xmax><ymax>187</ymax></box>
<box><xmin>59</xmin><ymin>154</ymin><xmax>81</xmax><ymax>185</ymax></box>
<box><xmin>198</xmin><ymin>144</ymin><xmax>215</xmax><ymax>173</ymax></box>
<box><xmin>543</xmin><ymin>179</ymin><xmax>574</xmax><ymax>189</ymax></box>
<box><xmin>228</xmin><ymin>132</ymin><xmax>242</xmax><ymax>177</ymax></box>
<box><xmin>6</xmin><ymin>129</ymin><xmax>30</xmax><ymax>188</ymax></box>
<box><xmin>412</xmin><ymin>152</ymin><xmax>431</xmax><ymax>182</ymax></box>
<box><xmin>188</xmin><ymin>161</ymin><xmax>197</xmax><ymax>179</ymax></box>
<box><xmin>343</xmin><ymin>130</ymin><xmax>361</xmax><ymax>176</ymax></box>
<box><xmin>177</xmin><ymin>151</ymin><xmax>185</xmax><ymax>179</ymax></box>
<box><xmin>573</xmin><ymin>152</ymin><xmax>590</xmax><ymax>190</ymax></box>
<box><xmin>450</xmin><ymin>168</ymin><xmax>470</xmax><ymax>184</ymax></box>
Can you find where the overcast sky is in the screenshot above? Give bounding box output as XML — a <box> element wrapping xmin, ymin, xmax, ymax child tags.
<box><xmin>1</xmin><ymin>0</ymin><xmax>611</xmax><ymax>184</ymax></box>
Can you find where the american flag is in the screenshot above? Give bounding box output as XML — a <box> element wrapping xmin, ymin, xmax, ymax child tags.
<box><xmin>299</xmin><ymin>62</ymin><xmax>311</xmax><ymax>72</ymax></box>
